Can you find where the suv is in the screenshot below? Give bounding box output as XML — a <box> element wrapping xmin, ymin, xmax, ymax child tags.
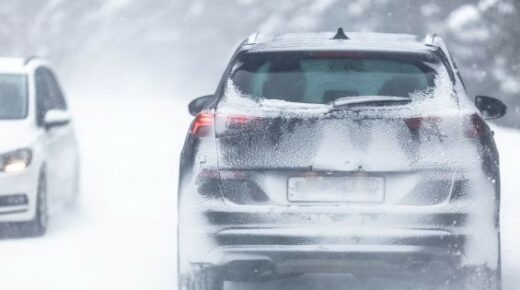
<box><xmin>0</xmin><ymin>57</ymin><xmax>79</xmax><ymax>237</ymax></box>
<box><xmin>178</xmin><ymin>29</ymin><xmax>506</xmax><ymax>290</ymax></box>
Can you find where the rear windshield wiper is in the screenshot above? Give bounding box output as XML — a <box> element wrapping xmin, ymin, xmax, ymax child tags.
<box><xmin>331</xmin><ymin>96</ymin><xmax>412</xmax><ymax>108</ymax></box>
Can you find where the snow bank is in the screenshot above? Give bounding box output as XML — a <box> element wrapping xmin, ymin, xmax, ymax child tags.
<box><xmin>492</xmin><ymin>125</ymin><xmax>520</xmax><ymax>290</ymax></box>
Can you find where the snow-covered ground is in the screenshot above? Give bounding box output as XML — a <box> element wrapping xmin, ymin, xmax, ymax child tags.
<box><xmin>0</xmin><ymin>96</ymin><xmax>519</xmax><ymax>290</ymax></box>
<box><xmin>0</xmin><ymin>96</ymin><xmax>189</xmax><ymax>290</ymax></box>
<box><xmin>493</xmin><ymin>125</ymin><xmax>520</xmax><ymax>290</ymax></box>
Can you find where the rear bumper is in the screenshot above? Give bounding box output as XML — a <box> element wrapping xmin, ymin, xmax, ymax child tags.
<box><xmin>181</xmin><ymin>225</ymin><xmax>474</xmax><ymax>282</ymax></box>
<box><xmin>179</xmin><ymin>203</ymin><xmax>499</xmax><ymax>279</ymax></box>
<box><xmin>207</xmin><ymin>244</ymin><xmax>459</xmax><ymax>281</ymax></box>
<box><xmin>194</xmin><ymin>226</ymin><xmax>463</xmax><ymax>265</ymax></box>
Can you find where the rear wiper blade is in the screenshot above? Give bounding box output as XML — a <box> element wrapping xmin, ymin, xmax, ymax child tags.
<box><xmin>331</xmin><ymin>95</ymin><xmax>412</xmax><ymax>107</ymax></box>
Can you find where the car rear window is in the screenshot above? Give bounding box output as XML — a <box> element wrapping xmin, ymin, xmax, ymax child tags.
<box><xmin>0</xmin><ymin>74</ymin><xmax>28</xmax><ymax>120</ymax></box>
<box><xmin>226</xmin><ymin>51</ymin><xmax>444</xmax><ymax>104</ymax></box>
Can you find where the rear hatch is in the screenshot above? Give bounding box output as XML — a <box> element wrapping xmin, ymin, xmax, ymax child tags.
<box><xmin>207</xmin><ymin>50</ymin><xmax>476</xmax><ymax>206</ymax></box>
<box><xmin>211</xmin><ymin>101</ymin><xmax>466</xmax><ymax>206</ymax></box>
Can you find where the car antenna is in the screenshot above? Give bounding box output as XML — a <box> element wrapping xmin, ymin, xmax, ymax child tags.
<box><xmin>332</xmin><ymin>27</ymin><xmax>349</xmax><ymax>40</ymax></box>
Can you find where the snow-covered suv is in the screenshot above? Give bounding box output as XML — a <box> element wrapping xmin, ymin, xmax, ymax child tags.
<box><xmin>0</xmin><ymin>57</ymin><xmax>79</xmax><ymax>237</ymax></box>
<box><xmin>178</xmin><ymin>29</ymin><xmax>507</xmax><ymax>290</ymax></box>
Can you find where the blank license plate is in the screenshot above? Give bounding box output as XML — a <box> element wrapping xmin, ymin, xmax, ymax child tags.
<box><xmin>288</xmin><ymin>176</ymin><xmax>385</xmax><ymax>202</ymax></box>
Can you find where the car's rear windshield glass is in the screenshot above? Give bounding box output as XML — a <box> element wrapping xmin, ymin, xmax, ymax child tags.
<box><xmin>226</xmin><ymin>51</ymin><xmax>445</xmax><ymax>104</ymax></box>
<box><xmin>0</xmin><ymin>74</ymin><xmax>28</xmax><ymax>119</ymax></box>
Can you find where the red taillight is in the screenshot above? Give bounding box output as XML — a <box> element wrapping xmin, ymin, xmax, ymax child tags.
<box><xmin>192</xmin><ymin>113</ymin><xmax>264</xmax><ymax>137</ymax></box>
<box><xmin>465</xmin><ymin>113</ymin><xmax>489</xmax><ymax>139</ymax></box>
<box><xmin>192</xmin><ymin>112</ymin><xmax>215</xmax><ymax>137</ymax></box>
<box><xmin>215</xmin><ymin>114</ymin><xmax>264</xmax><ymax>136</ymax></box>
<box><xmin>404</xmin><ymin>116</ymin><xmax>441</xmax><ymax>131</ymax></box>
<box><xmin>404</xmin><ymin>117</ymin><xmax>422</xmax><ymax>130</ymax></box>
<box><xmin>226</xmin><ymin>115</ymin><xmax>256</xmax><ymax>124</ymax></box>
<box><xmin>404</xmin><ymin>114</ymin><xmax>489</xmax><ymax>139</ymax></box>
<box><xmin>404</xmin><ymin>114</ymin><xmax>489</xmax><ymax>140</ymax></box>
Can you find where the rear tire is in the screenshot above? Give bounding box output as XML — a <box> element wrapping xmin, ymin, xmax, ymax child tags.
<box><xmin>180</xmin><ymin>266</ymin><xmax>224</xmax><ymax>290</ymax></box>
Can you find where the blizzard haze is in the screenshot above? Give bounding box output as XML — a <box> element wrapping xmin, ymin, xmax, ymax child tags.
<box><xmin>0</xmin><ymin>0</ymin><xmax>519</xmax><ymax>119</ymax></box>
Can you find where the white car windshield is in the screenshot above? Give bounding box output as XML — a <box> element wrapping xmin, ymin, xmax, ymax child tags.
<box><xmin>0</xmin><ymin>74</ymin><xmax>28</xmax><ymax>119</ymax></box>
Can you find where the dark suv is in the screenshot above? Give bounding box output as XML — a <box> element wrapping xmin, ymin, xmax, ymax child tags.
<box><xmin>178</xmin><ymin>29</ymin><xmax>507</xmax><ymax>290</ymax></box>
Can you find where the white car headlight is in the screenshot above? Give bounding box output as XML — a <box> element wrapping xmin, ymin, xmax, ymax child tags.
<box><xmin>0</xmin><ymin>149</ymin><xmax>32</xmax><ymax>173</ymax></box>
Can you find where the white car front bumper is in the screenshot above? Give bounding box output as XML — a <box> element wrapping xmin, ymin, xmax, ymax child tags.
<box><xmin>0</xmin><ymin>165</ymin><xmax>39</xmax><ymax>222</ymax></box>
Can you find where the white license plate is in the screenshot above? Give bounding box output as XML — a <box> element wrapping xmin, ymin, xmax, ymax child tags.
<box><xmin>288</xmin><ymin>176</ymin><xmax>385</xmax><ymax>202</ymax></box>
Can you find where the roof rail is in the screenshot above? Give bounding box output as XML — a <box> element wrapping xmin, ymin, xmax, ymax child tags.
<box><xmin>245</xmin><ymin>31</ymin><xmax>261</xmax><ymax>45</ymax></box>
<box><xmin>23</xmin><ymin>56</ymin><xmax>39</xmax><ymax>65</ymax></box>
<box><xmin>423</xmin><ymin>33</ymin><xmax>438</xmax><ymax>46</ymax></box>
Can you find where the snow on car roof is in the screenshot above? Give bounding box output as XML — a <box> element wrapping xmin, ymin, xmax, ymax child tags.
<box><xmin>0</xmin><ymin>57</ymin><xmax>27</xmax><ymax>67</ymax></box>
<box><xmin>0</xmin><ymin>57</ymin><xmax>45</xmax><ymax>73</ymax></box>
<box><xmin>245</xmin><ymin>31</ymin><xmax>436</xmax><ymax>54</ymax></box>
<box><xmin>0</xmin><ymin>57</ymin><xmax>34</xmax><ymax>73</ymax></box>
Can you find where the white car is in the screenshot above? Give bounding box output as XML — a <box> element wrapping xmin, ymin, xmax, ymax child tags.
<box><xmin>0</xmin><ymin>57</ymin><xmax>79</xmax><ymax>237</ymax></box>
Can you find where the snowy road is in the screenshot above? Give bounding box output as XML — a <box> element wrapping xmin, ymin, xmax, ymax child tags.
<box><xmin>494</xmin><ymin>126</ymin><xmax>520</xmax><ymax>289</ymax></box>
<box><xmin>0</xmin><ymin>97</ymin><xmax>188</xmax><ymax>290</ymax></box>
<box><xmin>0</xmin><ymin>97</ymin><xmax>519</xmax><ymax>290</ymax></box>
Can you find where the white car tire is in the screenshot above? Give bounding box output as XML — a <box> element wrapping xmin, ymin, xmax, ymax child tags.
<box><xmin>20</xmin><ymin>171</ymin><xmax>48</xmax><ymax>237</ymax></box>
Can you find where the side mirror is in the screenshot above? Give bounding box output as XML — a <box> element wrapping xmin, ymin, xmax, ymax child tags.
<box><xmin>44</xmin><ymin>109</ymin><xmax>71</xmax><ymax>129</ymax></box>
<box><xmin>188</xmin><ymin>95</ymin><xmax>214</xmax><ymax>116</ymax></box>
<box><xmin>475</xmin><ymin>96</ymin><xmax>507</xmax><ymax>119</ymax></box>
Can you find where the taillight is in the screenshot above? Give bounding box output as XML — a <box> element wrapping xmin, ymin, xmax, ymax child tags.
<box><xmin>404</xmin><ymin>114</ymin><xmax>489</xmax><ymax>140</ymax></box>
<box><xmin>404</xmin><ymin>117</ymin><xmax>422</xmax><ymax>130</ymax></box>
<box><xmin>215</xmin><ymin>114</ymin><xmax>264</xmax><ymax>136</ymax></box>
<box><xmin>404</xmin><ymin>116</ymin><xmax>441</xmax><ymax>131</ymax></box>
<box><xmin>464</xmin><ymin>113</ymin><xmax>489</xmax><ymax>139</ymax></box>
<box><xmin>192</xmin><ymin>113</ymin><xmax>265</xmax><ymax>138</ymax></box>
<box><xmin>192</xmin><ymin>112</ymin><xmax>215</xmax><ymax>137</ymax></box>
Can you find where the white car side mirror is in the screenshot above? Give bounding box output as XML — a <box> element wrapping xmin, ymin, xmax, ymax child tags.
<box><xmin>44</xmin><ymin>109</ymin><xmax>71</xmax><ymax>128</ymax></box>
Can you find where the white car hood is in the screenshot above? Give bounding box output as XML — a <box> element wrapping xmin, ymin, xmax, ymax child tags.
<box><xmin>0</xmin><ymin>121</ymin><xmax>38</xmax><ymax>153</ymax></box>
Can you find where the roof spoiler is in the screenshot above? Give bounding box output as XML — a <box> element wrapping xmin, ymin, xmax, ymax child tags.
<box><xmin>243</xmin><ymin>31</ymin><xmax>261</xmax><ymax>46</ymax></box>
<box><xmin>423</xmin><ymin>33</ymin><xmax>440</xmax><ymax>47</ymax></box>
